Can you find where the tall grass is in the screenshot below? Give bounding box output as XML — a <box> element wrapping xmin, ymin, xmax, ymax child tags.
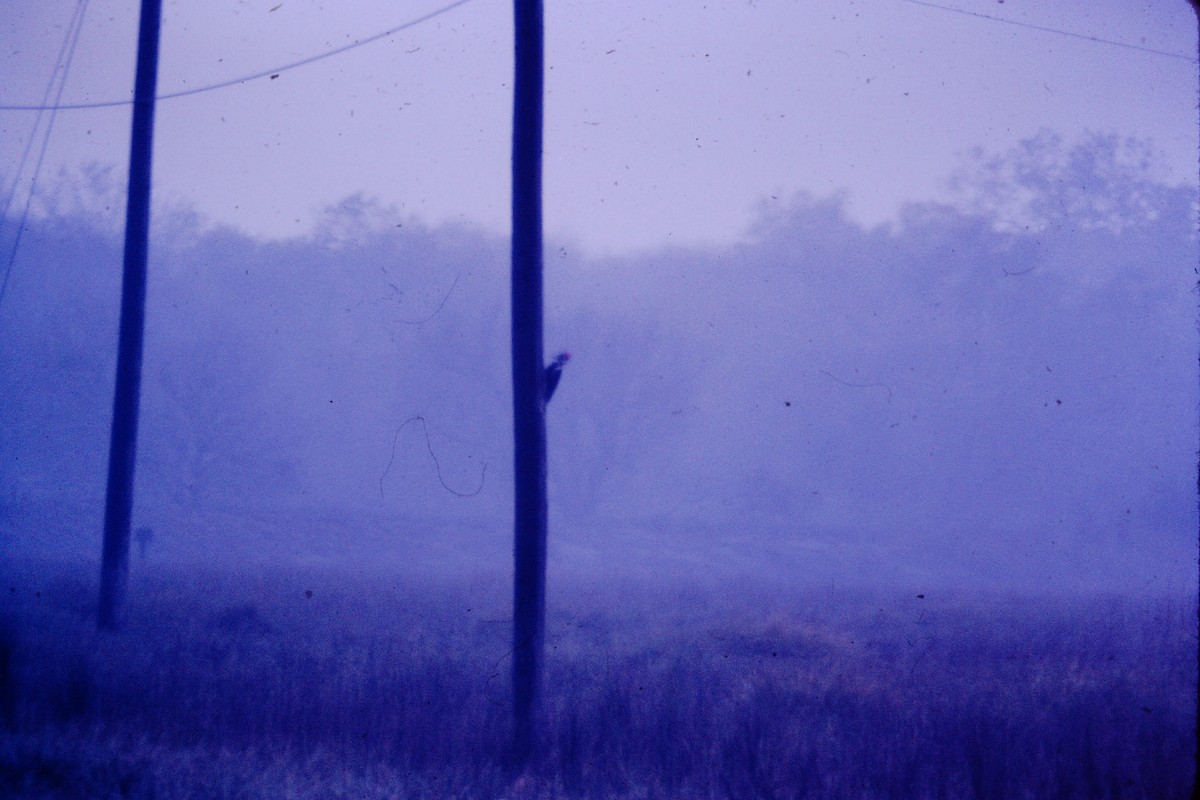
<box><xmin>1</xmin><ymin>561</ymin><xmax>1193</xmax><ymax>798</ymax></box>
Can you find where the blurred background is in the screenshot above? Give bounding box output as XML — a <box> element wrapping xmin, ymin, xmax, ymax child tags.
<box><xmin>1</xmin><ymin>0</ymin><xmax>1196</xmax><ymax>594</ymax></box>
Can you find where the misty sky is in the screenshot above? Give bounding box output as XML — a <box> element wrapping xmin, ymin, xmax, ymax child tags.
<box><xmin>2</xmin><ymin>0</ymin><xmax>1196</xmax><ymax>255</ymax></box>
<box><xmin>1</xmin><ymin>1</ymin><xmax>1198</xmax><ymax>596</ymax></box>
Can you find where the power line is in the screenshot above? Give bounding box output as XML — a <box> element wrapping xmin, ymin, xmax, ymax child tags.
<box><xmin>3</xmin><ymin>0</ymin><xmax>1187</xmax><ymax>115</ymax></box>
<box><xmin>898</xmin><ymin>0</ymin><xmax>1197</xmax><ymax>63</ymax></box>
<box><xmin>0</xmin><ymin>0</ymin><xmax>90</xmax><ymax>313</ymax></box>
<box><xmin>1</xmin><ymin>1</ymin><xmax>88</xmax><ymax>218</ymax></box>
<box><xmin>0</xmin><ymin>0</ymin><xmax>477</xmax><ymax>113</ymax></box>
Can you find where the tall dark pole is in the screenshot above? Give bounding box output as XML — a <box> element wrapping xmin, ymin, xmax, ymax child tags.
<box><xmin>1190</xmin><ymin>8</ymin><xmax>1200</xmax><ymax>800</ymax></box>
<box><xmin>1189</xmin><ymin>5</ymin><xmax>1200</xmax><ymax>800</ymax></box>
<box><xmin>510</xmin><ymin>0</ymin><xmax>546</xmax><ymax>766</ymax></box>
<box><xmin>98</xmin><ymin>0</ymin><xmax>162</xmax><ymax>631</ymax></box>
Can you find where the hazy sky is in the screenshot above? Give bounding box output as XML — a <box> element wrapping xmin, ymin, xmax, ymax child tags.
<box><xmin>2</xmin><ymin>0</ymin><xmax>1196</xmax><ymax>255</ymax></box>
<box><xmin>2</xmin><ymin>2</ymin><xmax>1198</xmax><ymax>596</ymax></box>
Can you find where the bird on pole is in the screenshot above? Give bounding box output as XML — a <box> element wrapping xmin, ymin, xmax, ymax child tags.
<box><xmin>544</xmin><ymin>351</ymin><xmax>570</xmax><ymax>403</ymax></box>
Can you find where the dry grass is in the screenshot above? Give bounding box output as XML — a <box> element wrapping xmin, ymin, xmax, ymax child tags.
<box><xmin>0</xmin><ymin>561</ymin><xmax>1194</xmax><ymax>799</ymax></box>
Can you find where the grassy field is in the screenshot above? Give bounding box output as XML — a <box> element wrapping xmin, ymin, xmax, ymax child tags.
<box><xmin>0</xmin><ymin>559</ymin><xmax>1194</xmax><ymax>799</ymax></box>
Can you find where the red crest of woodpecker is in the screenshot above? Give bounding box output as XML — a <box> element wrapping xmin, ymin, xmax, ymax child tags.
<box><xmin>544</xmin><ymin>351</ymin><xmax>571</xmax><ymax>403</ymax></box>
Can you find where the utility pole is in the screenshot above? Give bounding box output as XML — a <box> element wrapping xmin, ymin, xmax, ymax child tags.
<box><xmin>1185</xmin><ymin>5</ymin><xmax>1200</xmax><ymax>800</ymax></box>
<box><xmin>97</xmin><ymin>0</ymin><xmax>162</xmax><ymax>630</ymax></box>
<box><xmin>510</xmin><ymin>0</ymin><xmax>546</xmax><ymax>767</ymax></box>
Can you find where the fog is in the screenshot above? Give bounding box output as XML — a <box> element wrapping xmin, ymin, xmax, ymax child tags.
<box><xmin>3</xmin><ymin>4</ymin><xmax>1197</xmax><ymax>794</ymax></box>
<box><xmin>1</xmin><ymin>130</ymin><xmax>1194</xmax><ymax>596</ymax></box>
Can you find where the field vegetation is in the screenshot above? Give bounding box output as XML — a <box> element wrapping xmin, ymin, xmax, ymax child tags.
<box><xmin>0</xmin><ymin>559</ymin><xmax>1194</xmax><ymax>799</ymax></box>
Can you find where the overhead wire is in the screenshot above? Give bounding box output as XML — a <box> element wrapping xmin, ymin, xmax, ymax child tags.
<box><xmin>898</xmin><ymin>0</ymin><xmax>1197</xmax><ymax>63</ymax></box>
<box><xmin>0</xmin><ymin>0</ymin><xmax>91</xmax><ymax>314</ymax></box>
<box><xmin>0</xmin><ymin>0</ymin><xmax>1188</xmax><ymax>116</ymax></box>
<box><xmin>1</xmin><ymin>2</ymin><xmax>87</xmax><ymax>220</ymax></box>
<box><xmin>0</xmin><ymin>0</ymin><xmax>477</xmax><ymax>310</ymax></box>
<box><xmin>0</xmin><ymin>0</ymin><xmax>477</xmax><ymax>113</ymax></box>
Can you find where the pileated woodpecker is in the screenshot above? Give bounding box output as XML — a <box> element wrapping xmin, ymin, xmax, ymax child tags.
<box><xmin>544</xmin><ymin>351</ymin><xmax>571</xmax><ymax>403</ymax></box>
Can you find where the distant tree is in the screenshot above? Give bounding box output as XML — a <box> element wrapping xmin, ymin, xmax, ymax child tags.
<box><xmin>25</xmin><ymin>162</ymin><xmax>126</xmax><ymax>236</ymax></box>
<box><xmin>948</xmin><ymin>130</ymin><xmax>1188</xmax><ymax>234</ymax></box>
<box><xmin>143</xmin><ymin>334</ymin><xmax>293</xmax><ymax>510</ymax></box>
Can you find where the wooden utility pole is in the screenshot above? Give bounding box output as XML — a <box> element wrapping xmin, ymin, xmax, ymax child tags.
<box><xmin>1186</xmin><ymin>5</ymin><xmax>1200</xmax><ymax>800</ymax></box>
<box><xmin>98</xmin><ymin>0</ymin><xmax>162</xmax><ymax>630</ymax></box>
<box><xmin>510</xmin><ymin>0</ymin><xmax>547</xmax><ymax>766</ymax></box>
